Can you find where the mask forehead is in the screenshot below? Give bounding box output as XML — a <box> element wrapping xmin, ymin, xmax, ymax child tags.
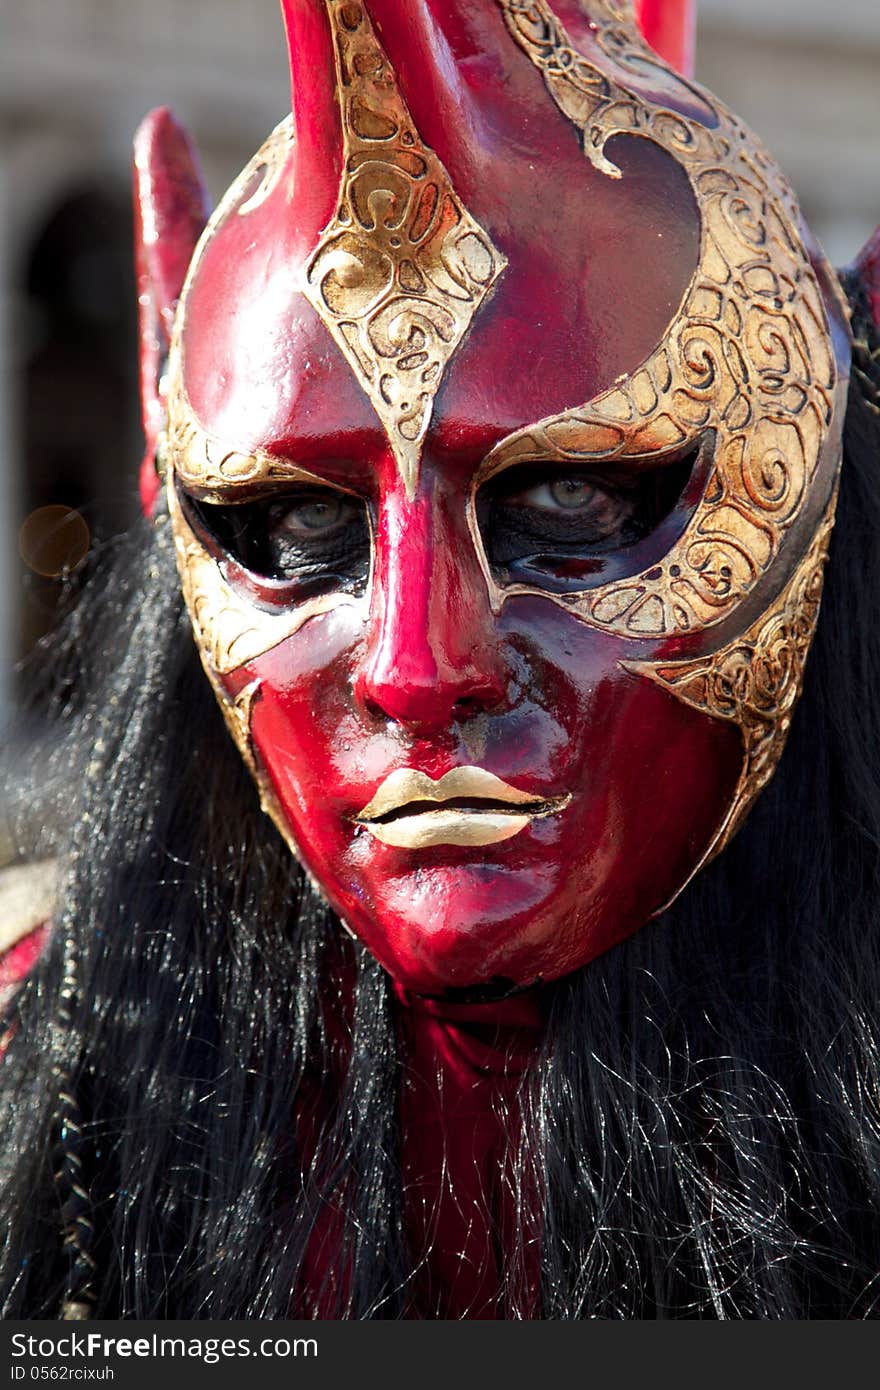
<box><xmin>172</xmin><ymin>0</ymin><xmax>702</xmax><ymax>489</ymax></box>
<box><xmin>166</xmin><ymin>0</ymin><xmax>849</xmax><ymax>695</ymax></box>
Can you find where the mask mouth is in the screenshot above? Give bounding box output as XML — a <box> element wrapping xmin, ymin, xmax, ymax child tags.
<box><xmin>354</xmin><ymin>767</ymin><xmax>570</xmax><ymax>849</ymax></box>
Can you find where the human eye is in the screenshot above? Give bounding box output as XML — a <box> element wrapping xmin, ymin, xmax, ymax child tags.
<box><xmin>476</xmin><ymin>447</ymin><xmax>703</xmax><ymax>593</ymax></box>
<box><xmin>500</xmin><ymin>473</ymin><xmax>638</xmax><ymax>536</ymax></box>
<box><xmin>261</xmin><ymin>490</ymin><xmax>366</xmax><ymax>573</ymax></box>
<box><xmin>179</xmin><ymin>483</ymin><xmax>371</xmax><ymax>596</ymax></box>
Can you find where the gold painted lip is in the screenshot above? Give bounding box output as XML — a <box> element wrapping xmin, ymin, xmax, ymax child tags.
<box><xmin>355</xmin><ymin>767</ymin><xmax>570</xmax><ymax>849</ymax></box>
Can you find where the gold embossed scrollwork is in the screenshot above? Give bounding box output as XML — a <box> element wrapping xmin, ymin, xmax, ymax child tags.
<box><xmin>491</xmin><ymin>0</ymin><xmax>841</xmax><ymax>640</ymax></box>
<box><xmin>163</xmin><ymin>377</ymin><xmax>327</xmax><ymax>500</ymax></box>
<box><xmin>627</xmin><ymin>494</ymin><xmax>836</xmax><ymax>857</ymax></box>
<box><xmin>302</xmin><ymin>0</ymin><xmax>507</xmax><ymax>499</ymax></box>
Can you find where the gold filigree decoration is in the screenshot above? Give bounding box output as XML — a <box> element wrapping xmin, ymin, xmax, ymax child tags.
<box><xmin>237</xmin><ymin>116</ymin><xmax>294</xmax><ymax>217</ymax></box>
<box><xmin>492</xmin><ymin>0</ymin><xmax>843</xmax><ymax>639</ymax></box>
<box><xmin>302</xmin><ymin>0</ymin><xmax>507</xmax><ymax>499</ymax></box>
<box><xmin>199</xmin><ymin>671</ymin><xmax>303</xmax><ymax>854</ymax></box>
<box><xmin>162</xmin><ymin>378</ymin><xmax>328</xmax><ymax>499</ymax></box>
<box><xmin>628</xmin><ymin>493</ymin><xmax>836</xmax><ymax>857</ymax></box>
<box><xmin>168</xmin><ymin>483</ymin><xmax>358</xmax><ymax>675</ymax></box>
<box><xmin>220</xmin><ymin>678</ymin><xmax>263</xmax><ymax>784</ymax></box>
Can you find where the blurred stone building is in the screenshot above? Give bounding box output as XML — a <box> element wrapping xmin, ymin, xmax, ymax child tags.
<box><xmin>0</xmin><ymin>0</ymin><xmax>877</xmax><ymax>722</ymax></box>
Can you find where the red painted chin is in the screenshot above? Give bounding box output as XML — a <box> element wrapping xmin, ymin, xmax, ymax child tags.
<box><xmin>234</xmin><ymin>604</ymin><xmax>745</xmax><ymax>998</ymax></box>
<box><xmin>344</xmin><ymin>824</ymin><xmax>582</xmax><ymax>993</ymax></box>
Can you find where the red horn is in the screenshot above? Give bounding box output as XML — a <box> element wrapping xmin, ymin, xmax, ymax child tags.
<box><xmin>132</xmin><ymin>108</ymin><xmax>210</xmax><ymax>517</ymax></box>
<box><xmin>635</xmin><ymin>0</ymin><xmax>696</xmax><ymax>76</ymax></box>
<box><xmin>281</xmin><ymin>0</ymin><xmax>482</xmax><ymax>201</ymax></box>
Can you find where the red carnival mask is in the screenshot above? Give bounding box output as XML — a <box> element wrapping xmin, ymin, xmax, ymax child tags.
<box><xmin>134</xmin><ymin>0</ymin><xmax>849</xmax><ymax>996</ymax></box>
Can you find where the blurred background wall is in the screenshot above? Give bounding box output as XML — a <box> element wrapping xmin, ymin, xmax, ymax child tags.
<box><xmin>0</xmin><ymin>0</ymin><xmax>877</xmax><ymax>723</ymax></box>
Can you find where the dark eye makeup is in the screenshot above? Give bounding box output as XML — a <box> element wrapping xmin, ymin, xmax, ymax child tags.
<box><xmin>179</xmin><ymin>438</ymin><xmax>706</xmax><ymax>603</ymax></box>
<box><xmin>476</xmin><ymin>443</ymin><xmax>705</xmax><ymax>592</ymax></box>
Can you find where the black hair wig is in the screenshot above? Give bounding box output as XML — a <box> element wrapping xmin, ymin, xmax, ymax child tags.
<box><xmin>1</xmin><ymin>287</ymin><xmax>879</xmax><ymax>1319</ymax></box>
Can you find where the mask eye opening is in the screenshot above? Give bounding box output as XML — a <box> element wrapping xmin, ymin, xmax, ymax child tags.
<box><xmin>474</xmin><ymin>433</ymin><xmax>714</xmax><ymax>595</ymax></box>
<box><xmin>174</xmin><ymin>476</ymin><xmax>372</xmax><ymax>602</ymax></box>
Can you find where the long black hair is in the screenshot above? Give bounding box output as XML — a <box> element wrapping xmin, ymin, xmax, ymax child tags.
<box><xmin>1</xmin><ymin>288</ymin><xmax>879</xmax><ymax>1319</ymax></box>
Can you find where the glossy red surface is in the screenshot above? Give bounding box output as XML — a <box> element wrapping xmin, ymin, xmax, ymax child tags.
<box><xmin>395</xmin><ymin>986</ymin><xmax>543</xmax><ymax>1316</ymax></box>
<box><xmin>635</xmin><ymin>0</ymin><xmax>695</xmax><ymax>76</ymax></box>
<box><xmin>132</xmin><ymin>108</ymin><xmax>210</xmax><ymax>516</ymax></box>
<box><xmin>163</xmin><ymin>1</ymin><xmax>827</xmax><ymax>995</ymax></box>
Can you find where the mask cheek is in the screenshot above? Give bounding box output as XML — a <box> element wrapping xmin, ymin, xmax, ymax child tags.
<box><xmin>208</xmin><ymin>598</ymin><xmax>748</xmax><ymax>995</ymax></box>
<box><xmin>203</xmin><ymin>575</ymin><xmax>782</xmax><ymax>993</ymax></box>
<box><xmin>212</xmin><ymin>613</ymin><xmax>391</xmax><ymax>898</ymax></box>
<box><xmin>497</xmin><ymin>660</ymin><xmax>747</xmax><ymax>983</ymax></box>
<box><xmin>623</xmin><ymin>497</ymin><xmax>837</xmax><ymax>863</ymax></box>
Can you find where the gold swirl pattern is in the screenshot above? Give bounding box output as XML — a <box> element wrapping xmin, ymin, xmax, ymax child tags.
<box><xmin>162</xmin><ymin>388</ymin><xmax>328</xmax><ymax>499</ymax></box>
<box><xmin>492</xmin><ymin>0</ymin><xmax>842</xmax><ymax>639</ymax></box>
<box><xmin>236</xmin><ymin>116</ymin><xmax>295</xmax><ymax>218</ymax></box>
<box><xmin>196</xmin><ymin>670</ymin><xmax>303</xmax><ymax>856</ymax></box>
<box><xmin>302</xmin><ymin>0</ymin><xmax>507</xmax><ymax>499</ymax></box>
<box><xmin>627</xmin><ymin>493</ymin><xmax>836</xmax><ymax>858</ymax></box>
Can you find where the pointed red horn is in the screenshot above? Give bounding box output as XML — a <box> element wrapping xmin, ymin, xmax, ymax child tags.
<box><xmin>278</xmin><ymin>0</ymin><xmax>343</xmax><ymax>233</ymax></box>
<box><xmin>853</xmin><ymin>224</ymin><xmax>880</xmax><ymax>336</ymax></box>
<box><xmin>133</xmin><ymin>108</ymin><xmax>210</xmax><ymax>517</ymax></box>
<box><xmin>635</xmin><ymin>0</ymin><xmax>696</xmax><ymax>76</ymax></box>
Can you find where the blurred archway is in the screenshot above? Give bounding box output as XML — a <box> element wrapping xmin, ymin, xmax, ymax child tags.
<box><xmin>15</xmin><ymin>183</ymin><xmax>139</xmax><ymax>674</ymax></box>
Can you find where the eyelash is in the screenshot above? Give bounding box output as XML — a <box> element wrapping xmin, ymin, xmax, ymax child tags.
<box><xmin>475</xmin><ymin>451</ymin><xmax>700</xmax><ymax>592</ymax></box>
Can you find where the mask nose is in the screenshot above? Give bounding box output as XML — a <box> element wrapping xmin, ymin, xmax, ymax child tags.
<box><xmin>354</xmin><ymin>476</ymin><xmax>509</xmax><ymax>734</ymax></box>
